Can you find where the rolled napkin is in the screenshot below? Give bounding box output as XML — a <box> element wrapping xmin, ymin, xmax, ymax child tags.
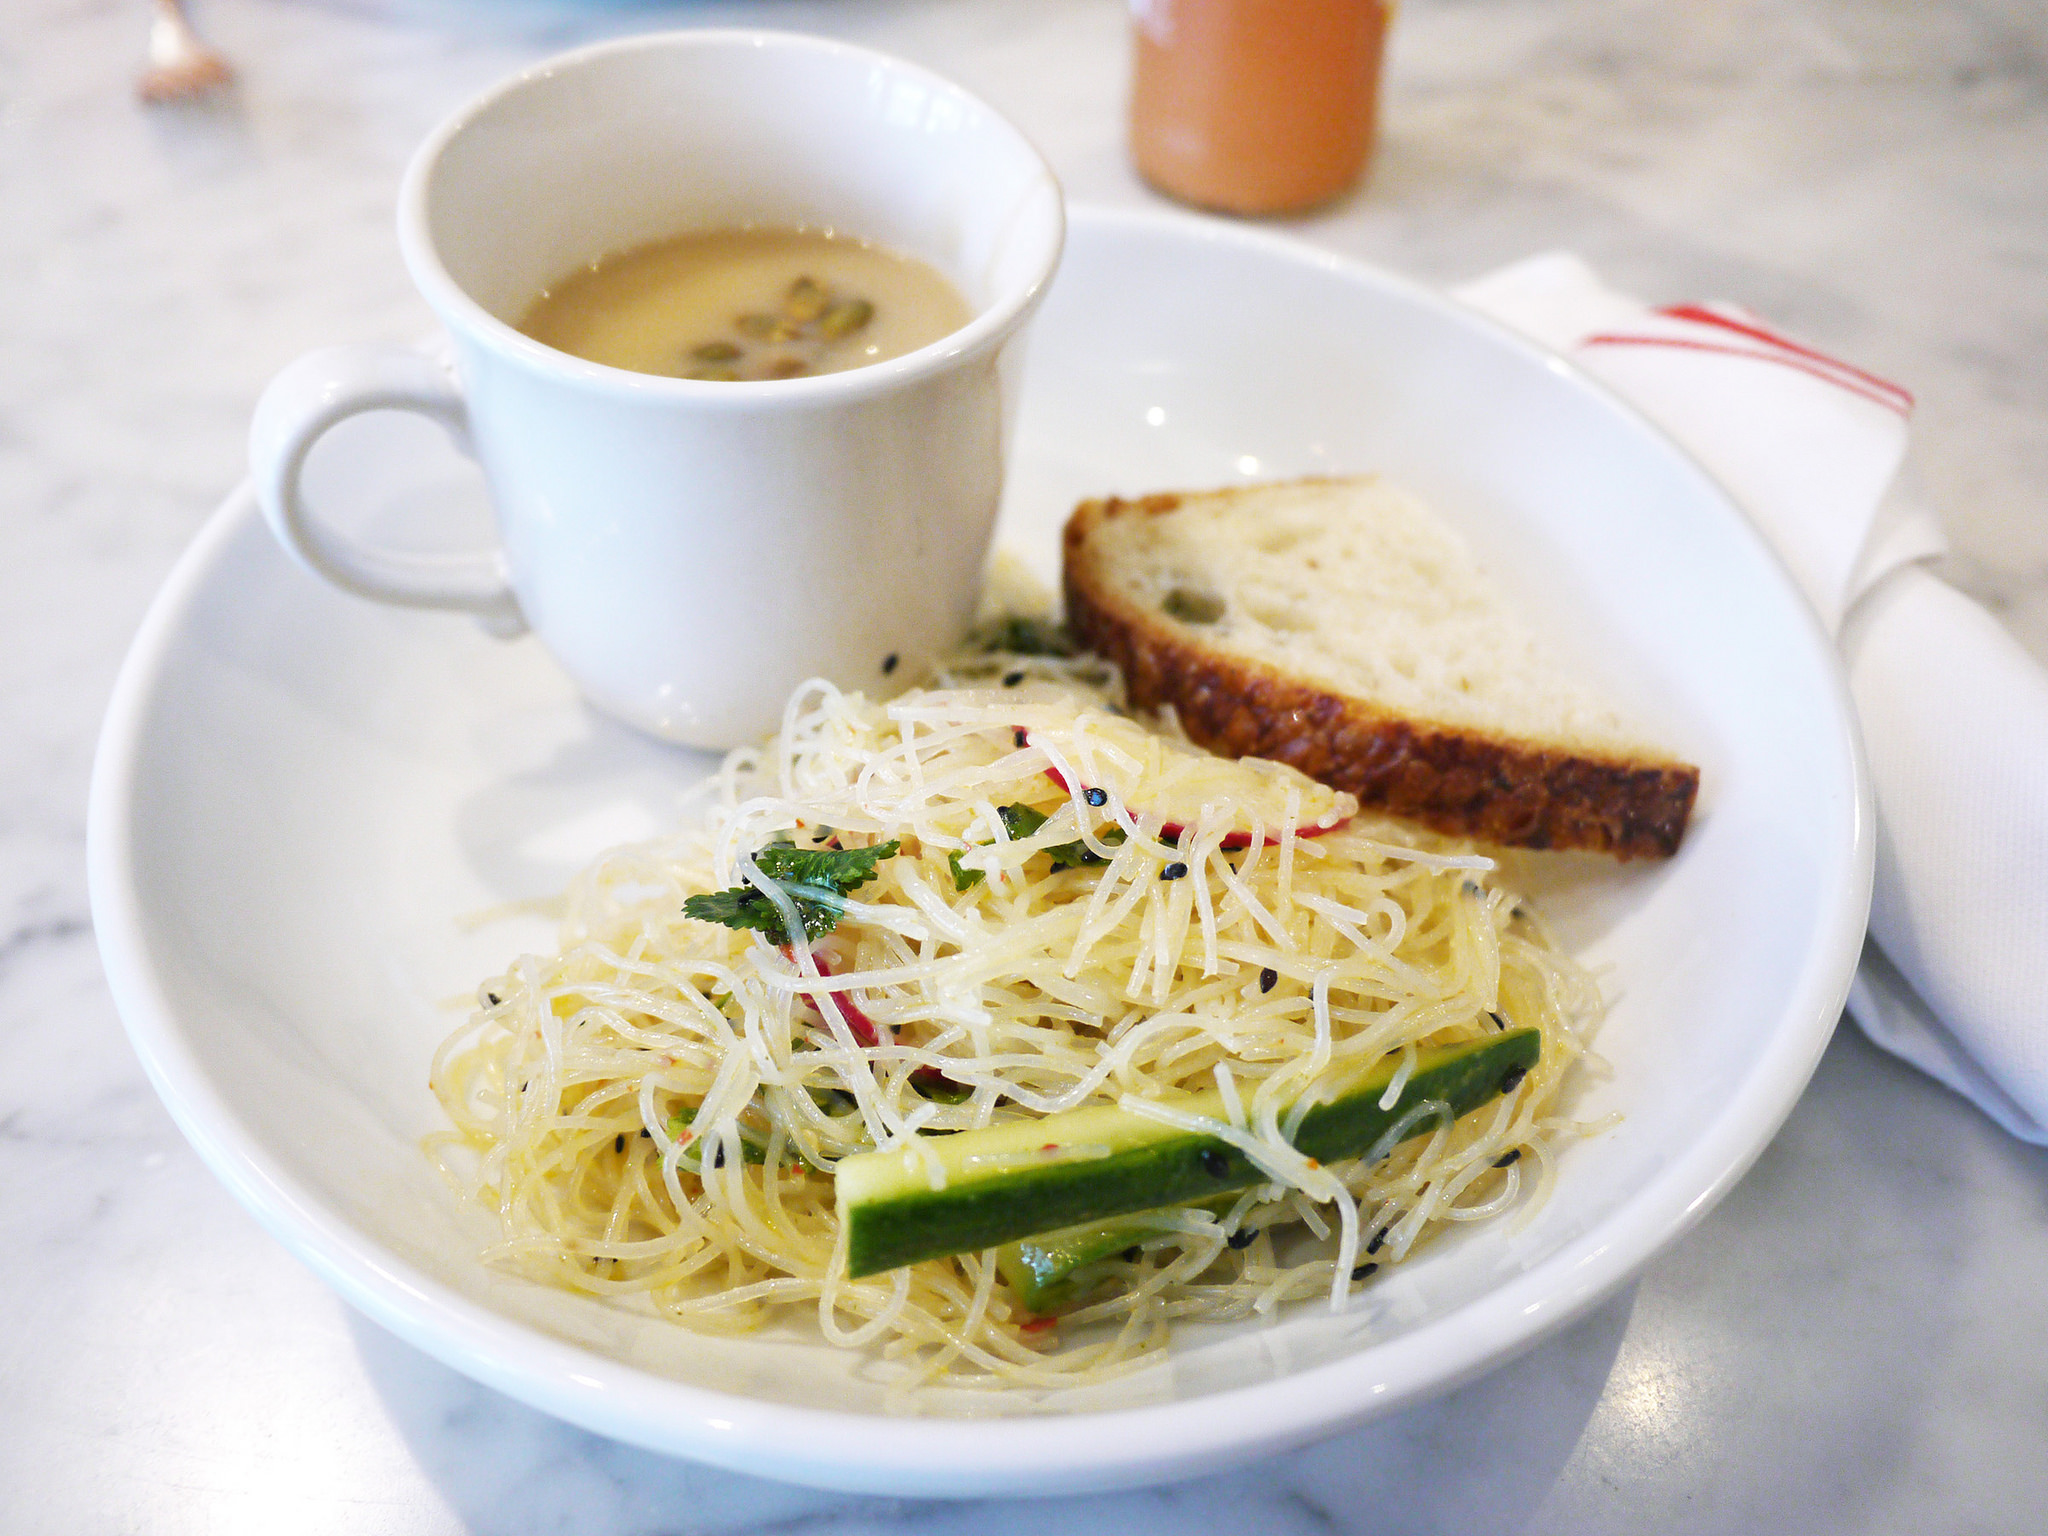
<box><xmin>1456</xmin><ymin>253</ymin><xmax>2048</xmax><ymax>1143</ymax></box>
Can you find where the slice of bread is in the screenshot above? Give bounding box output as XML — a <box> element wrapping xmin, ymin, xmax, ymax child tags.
<box><xmin>1061</xmin><ymin>476</ymin><xmax>1698</xmax><ymax>858</ymax></box>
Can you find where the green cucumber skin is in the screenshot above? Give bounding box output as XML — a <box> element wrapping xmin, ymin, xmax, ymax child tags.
<box><xmin>998</xmin><ymin>1201</ymin><xmax>1230</xmax><ymax>1315</ymax></box>
<box><xmin>994</xmin><ymin>1033</ymin><xmax>1539</xmax><ymax>1312</ymax></box>
<box><xmin>1290</xmin><ymin>1029</ymin><xmax>1537</xmax><ymax>1166</ymax></box>
<box><xmin>844</xmin><ymin>1028</ymin><xmax>1538</xmax><ymax>1279</ymax></box>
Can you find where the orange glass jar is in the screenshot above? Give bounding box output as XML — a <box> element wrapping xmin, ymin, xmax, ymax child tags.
<box><xmin>1129</xmin><ymin>0</ymin><xmax>1390</xmax><ymax>216</ymax></box>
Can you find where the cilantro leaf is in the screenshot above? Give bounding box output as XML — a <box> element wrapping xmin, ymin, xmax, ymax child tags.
<box><xmin>1045</xmin><ymin>825</ymin><xmax>1122</xmax><ymax>870</ymax></box>
<box><xmin>997</xmin><ymin>804</ymin><xmax>1050</xmax><ymax>839</ymax></box>
<box><xmin>681</xmin><ymin>887</ymin><xmax>790</xmax><ymax>934</ymax></box>
<box><xmin>950</xmin><ymin>806</ymin><xmax>1122</xmax><ymax>892</ymax></box>
<box><xmin>753</xmin><ymin>839</ymin><xmax>900</xmax><ymax>894</ymax></box>
<box><xmin>949</xmin><ymin>850</ymin><xmax>984</xmax><ymax>892</ymax></box>
<box><xmin>1000</xmin><ymin>802</ymin><xmax>1121</xmax><ymax>869</ymax></box>
<box><xmin>683</xmin><ymin>885</ymin><xmax>845</xmax><ymax>941</ymax></box>
<box><xmin>683</xmin><ymin>837</ymin><xmax>901</xmax><ymax>944</ymax></box>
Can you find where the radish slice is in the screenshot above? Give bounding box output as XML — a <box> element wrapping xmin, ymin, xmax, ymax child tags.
<box><xmin>797</xmin><ymin>950</ymin><xmax>965</xmax><ymax>1097</ymax></box>
<box><xmin>790</xmin><ymin>947</ymin><xmax>881</xmax><ymax>1048</ymax></box>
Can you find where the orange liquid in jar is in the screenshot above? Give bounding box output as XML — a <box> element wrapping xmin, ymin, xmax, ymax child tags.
<box><xmin>1129</xmin><ymin>0</ymin><xmax>1389</xmax><ymax>216</ymax></box>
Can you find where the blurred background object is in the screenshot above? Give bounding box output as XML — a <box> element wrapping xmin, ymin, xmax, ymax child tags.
<box><xmin>1130</xmin><ymin>0</ymin><xmax>1390</xmax><ymax>215</ymax></box>
<box><xmin>137</xmin><ymin>0</ymin><xmax>235</xmax><ymax>104</ymax></box>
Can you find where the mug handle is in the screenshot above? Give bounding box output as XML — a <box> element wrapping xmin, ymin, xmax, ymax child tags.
<box><xmin>249</xmin><ymin>343</ymin><xmax>527</xmax><ymax>635</ymax></box>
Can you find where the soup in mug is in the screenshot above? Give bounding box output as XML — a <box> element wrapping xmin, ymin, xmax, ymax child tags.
<box><xmin>516</xmin><ymin>227</ymin><xmax>974</xmax><ymax>382</ymax></box>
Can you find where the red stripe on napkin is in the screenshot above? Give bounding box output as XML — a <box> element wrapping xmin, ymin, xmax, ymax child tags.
<box><xmin>1656</xmin><ymin>304</ymin><xmax>1915</xmax><ymax>411</ymax></box>
<box><xmin>1578</xmin><ymin>332</ymin><xmax>1914</xmax><ymax>417</ymax></box>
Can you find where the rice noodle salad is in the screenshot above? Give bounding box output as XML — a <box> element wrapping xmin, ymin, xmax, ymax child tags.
<box><xmin>428</xmin><ymin>647</ymin><xmax>1605</xmax><ymax>1389</ymax></box>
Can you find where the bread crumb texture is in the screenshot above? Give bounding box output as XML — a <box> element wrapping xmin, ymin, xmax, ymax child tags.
<box><xmin>1063</xmin><ymin>476</ymin><xmax>1699</xmax><ymax>858</ymax></box>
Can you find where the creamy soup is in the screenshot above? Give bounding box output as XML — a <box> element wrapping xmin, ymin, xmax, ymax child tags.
<box><xmin>515</xmin><ymin>227</ymin><xmax>973</xmax><ymax>381</ymax></box>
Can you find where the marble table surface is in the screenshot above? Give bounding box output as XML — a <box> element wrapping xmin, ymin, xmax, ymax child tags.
<box><xmin>6</xmin><ymin>0</ymin><xmax>2046</xmax><ymax>1530</ymax></box>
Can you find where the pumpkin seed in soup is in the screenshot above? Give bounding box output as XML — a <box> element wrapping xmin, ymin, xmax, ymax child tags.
<box><xmin>515</xmin><ymin>227</ymin><xmax>971</xmax><ymax>382</ymax></box>
<box><xmin>783</xmin><ymin>276</ymin><xmax>830</xmax><ymax>324</ymax></box>
<box><xmin>820</xmin><ymin>298</ymin><xmax>875</xmax><ymax>340</ymax></box>
<box><xmin>671</xmin><ymin>270</ymin><xmax>886</xmax><ymax>381</ymax></box>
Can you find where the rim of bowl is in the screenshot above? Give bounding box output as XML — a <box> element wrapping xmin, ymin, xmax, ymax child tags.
<box><xmin>88</xmin><ymin>204</ymin><xmax>1872</xmax><ymax>1493</ymax></box>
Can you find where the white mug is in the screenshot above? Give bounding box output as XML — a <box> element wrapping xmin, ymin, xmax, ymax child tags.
<box><xmin>249</xmin><ymin>30</ymin><xmax>1064</xmax><ymax>748</ymax></box>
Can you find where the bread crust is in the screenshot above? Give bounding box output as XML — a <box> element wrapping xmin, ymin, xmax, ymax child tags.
<box><xmin>1064</xmin><ymin>494</ymin><xmax>1699</xmax><ymax>860</ymax></box>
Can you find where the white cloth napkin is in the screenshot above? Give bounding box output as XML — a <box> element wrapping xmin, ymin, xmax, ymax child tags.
<box><xmin>1455</xmin><ymin>253</ymin><xmax>2048</xmax><ymax>1143</ymax></box>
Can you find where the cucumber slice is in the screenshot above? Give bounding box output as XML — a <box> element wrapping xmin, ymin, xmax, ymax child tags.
<box><xmin>838</xmin><ymin>1028</ymin><xmax>1537</xmax><ymax>1279</ymax></box>
<box><xmin>996</xmin><ymin>1200</ymin><xmax>1231</xmax><ymax>1316</ymax></box>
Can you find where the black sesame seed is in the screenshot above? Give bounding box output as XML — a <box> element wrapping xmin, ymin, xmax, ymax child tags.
<box><xmin>1161</xmin><ymin>861</ymin><xmax>1189</xmax><ymax>881</ymax></box>
<box><xmin>1259</xmin><ymin>967</ymin><xmax>1278</xmax><ymax>993</ymax></box>
<box><xmin>1227</xmin><ymin>1227</ymin><xmax>1258</xmax><ymax>1250</ymax></box>
<box><xmin>1494</xmin><ymin>1148</ymin><xmax>1522</xmax><ymax>1168</ymax></box>
<box><xmin>1084</xmin><ymin>787</ymin><xmax>1107</xmax><ymax>807</ymax></box>
<box><xmin>712</xmin><ymin>1146</ymin><xmax>727</xmax><ymax>1169</ymax></box>
<box><xmin>1500</xmin><ymin>1064</ymin><xmax>1528</xmax><ymax>1095</ymax></box>
<box><xmin>484</xmin><ymin>992</ymin><xmax>501</xmax><ymax>1007</ymax></box>
<box><xmin>639</xmin><ymin>1128</ymin><xmax>651</xmax><ymax>1138</ymax></box>
<box><xmin>1351</xmin><ymin>1262</ymin><xmax>1380</xmax><ymax>1281</ymax></box>
<box><xmin>1366</xmin><ymin>1226</ymin><xmax>1389</xmax><ymax>1255</ymax></box>
<box><xmin>613</xmin><ymin>1134</ymin><xmax>625</xmax><ymax>1154</ymax></box>
<box><xmin>1488</xmin><ymin>1011</ymin><xmax>1507</xmax><ymax>1031</ymax></box>
<box><xmin>1003</xmin><ymin>670</ymin><xmax>1025</xmax><ymax>687</ymax></box>
<box><xmin>1122</xmin><ymin>1246</ymin><xmax>1142</xmax><ymax>1263</ymax></box>
<box><xmin>1013</xmin><ymin>729</ymin><xmax>1029</xmax><ymax>748</ymax></box>
<box><xmin>1198</xmin><ymin>1147</ymin><xmax>1230</xmax><ymax>1178</ymax></box>
<box><xmin>882</xmin><ymin>652</ymin><xmax>899</xmax><ymax>674</ymax></box>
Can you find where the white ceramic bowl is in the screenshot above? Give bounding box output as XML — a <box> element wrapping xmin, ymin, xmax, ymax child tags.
<box><xmin>89</xmin><ymin>206</ymin><xmax>1870</xmax><ymax>1496</ymax></box>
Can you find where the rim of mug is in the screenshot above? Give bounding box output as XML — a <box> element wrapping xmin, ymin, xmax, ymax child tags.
<box><xmin>395</xmin><ymin>29</ymin><xmax>1067</xmax><ymax>403</ymax></box>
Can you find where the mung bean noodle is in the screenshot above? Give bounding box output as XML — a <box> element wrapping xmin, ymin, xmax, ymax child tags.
<box><xmin>428</xmin><ymin>649</ymin><xmax>1604</xmax><ymax>1388</ymax></box>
